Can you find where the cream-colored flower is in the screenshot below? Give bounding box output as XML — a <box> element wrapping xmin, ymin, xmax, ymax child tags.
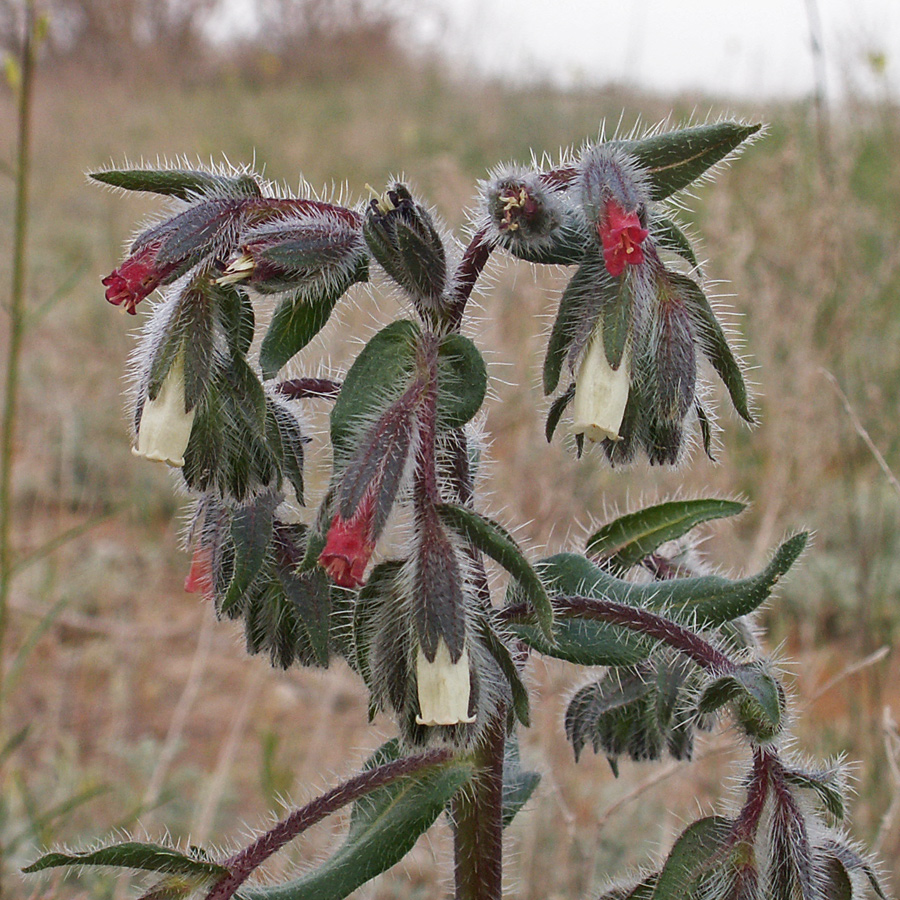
<box><xmin>571</xmin><ymin>325</ymin><xmax>630</xmax><ymax>443</ymax></box>
<box><xmin>415</xmin><ymin>639</ymin><xmax>475</xmax><ymax>727</ymax></box>
<box><xmin>133</xmin><ymin>349</ymin><xmax>195</xmax><ymax>467</ymax></box>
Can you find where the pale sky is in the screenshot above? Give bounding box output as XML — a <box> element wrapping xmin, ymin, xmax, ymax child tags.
<box><xmin>214</xmin><ymin>0</ymin><xmax>900</xmax><ymax>100</ymax></box>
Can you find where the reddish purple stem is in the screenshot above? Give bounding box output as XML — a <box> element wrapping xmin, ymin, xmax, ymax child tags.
<box><xmin>204</xmin><ymin>749</ymin><xmax>453</xmax><ymax>900</ymax></box>
<box><xmin>276</xmin><ymin>378</ymin><xmax>342</xmax><ymax>400</ymax></box>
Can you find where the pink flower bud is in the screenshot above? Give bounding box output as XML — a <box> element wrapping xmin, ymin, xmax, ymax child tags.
<box><xmin>599</xmin><ymin>199</ymin><xmax>649</xmax><ymax>277</ymax></box>
<box><xmin>184</xmin><ymin>546</ymin><xmax>214</xmax><ymax>600</ymax></box>
<box><xmin>102</xmin><ymin>239</ymin><xmax>179</xmax><ymax>315</ymax></box>
<box><xmin>318</xmin><ymin>492</ymin><xmax>377</xmax><ymax>588</ymax></box>
<box><xmin>571</xmin><ymin>325</ymin><xmax>631</xmax><ymax>443</ymax></box>
<box><xmin>415</xmin><ymin>640</ymin><xmax>475</xmax><ymax>727</ymax></box>
<box><xmin>133</xmin><ymin>350</ymin><xmax>195</xmax><ymax>467</ymax></box>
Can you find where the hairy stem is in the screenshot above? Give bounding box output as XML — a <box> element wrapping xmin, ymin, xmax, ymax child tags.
<box><xmin>452</xmin><ymin>707</ymin><xmax>506</xmax><ymax>900</ymax></box>
<box><xmin>446</xmin><ymin>228</ymin><xmax>494</xmax><ymax>330</ymax></box>
<box><xmin>204</xmin><ymin>748</ymin><xmax>453</xmax><ymax>900</ymax></box>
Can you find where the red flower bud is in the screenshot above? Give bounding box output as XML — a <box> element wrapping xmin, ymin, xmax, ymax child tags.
<box><xmin>184</xmin><ymin>546</ymin><xmax>214</xmax><ymax>600</ymax></box>
<box><xmin>599</xmin><ymin>199</ymin><xmax>649</xmax><ymax>277</ymax></box>
<box><xmin>318</xmin><ymin>492</ymin><xmax>377</xmax><ymax>588</ymax></box>
<box><xmin>101</xmin><ymin>239</ymin><xmax>179</xmax><ymax>314</ymax></box>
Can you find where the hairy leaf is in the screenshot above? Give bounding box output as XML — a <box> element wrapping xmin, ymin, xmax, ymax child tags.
<box><xmin>90</xmin><ymin>167</ymin><xmax>262</xmax><ymax>200</ymax></box>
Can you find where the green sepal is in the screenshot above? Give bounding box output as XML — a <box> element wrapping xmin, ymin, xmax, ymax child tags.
<box><xmin>620</xmin><ymin>122</ymin><xmax>762</xmax><ymax>202</ymax></box>
<box><xmin>221</xmin><ymin>493</ymin><xmax>278</xmax><ymax>616</ymax></box>
<box><xmin>436</xmin><ymin>503</ymin><xmax>554</xmax><ymax>640</ymax></box>
<box><xmin>260</xmin><ymin>265</ymin><xmax>361</xmax><ymax>380</ymax></box>
<box><xmin>697</xmin><ymin>664</ymin><xmax>783</xmax><ymax>739</ymax></box>
<box><xmin>501</xmin><ymin>734</ymin><xmax>540</xmax><ymax>828</ymax></box>
<box><xmin>601</xmin><ymin>273</ymin><xmax>632</xmax><ymax>369</ymax></box>
<box><xmin>503</xmin><ymin>218</ymin><xmax>591</xmax><ymax>266</ymax></box>
<box><xmin>585</xmin><ymin>498</ymin><xmax>746</xmax><ymax>570</ymax></box>
<box><xmin>353</xmin><ymin>560</ymin><xmax>406</xmax><ymax>685</ymax></box>
<box><xmin>330</xmin><ymin>320</ymin><xmax>420</xmax><ymax>466</ymax></box>
<box><xmin>782</xmin><ymin>766</ymin><xmax>845</xmax><ymax>821</ymax></box>
<box><xmin>650</xmin><ymin>816</ymin><xmax>734</xmax><ymax>900</ymax></box>
<box><xmin>239</xmin><ymin>740</ymin><xmax>472</xmax><ymax>900</ymax></box>
<box><xmin>266</xmin><ymin>399</ymin><xmax>308</xmax><ymax>504</ymax></box>
<box><xmin>395</xmin><ymin>215</ymin><xmax>447</xmax><ymax>301</ymax></box>
<box><xmin>23</xmin><ymin>842</ymin><xmax>227</xmax><ymax>879</ymax></box>
<box><xmin>437</xmin><ymin>333</ymin><xmax>488</xmax><ymax>430</ymax></box>
<box><xmin>215</xmin><ymin>282</ymin><xmax>256</xmax><ymax>358</ymax></box>
<box><xmin>277</xmin><ymin>563</ymin><xmax>331</xmax><ymax>668</ymax></box>
<box><xmin>543</xmin><ymin>256</ymin><xmax>607</xmax><ymax>395</ymax></box>
<box><xmin>674</xmin><ymin>271</ymin><xmax>753</xmax><ymax>423</ymax></box>
<box><xmin>90</xmin><ymin>167</ymin><xmax>262</xmax><ymax>200</ymax></box>
<box><xmin>545</xmin><ymin>382</ymin><xmax>575</xmax><ymax>443</ymax></box>
<box><xmin>653</xmin><ymin>217</ymin><xmax>701</xmax><ymax>270</ymax></box>
<box><xmin>475</xmin><ymin>614</ymin><xmax>530</xmax><ymax>727</ymax></box>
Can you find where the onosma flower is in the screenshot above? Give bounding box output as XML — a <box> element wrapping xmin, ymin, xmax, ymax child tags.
<box><xmin>415</xmin><ymin>640</ymin><xmax>475</xmax><ymax>727</ymax></box>
<box><xmin>599</xmin><ymin>198</ymin><xmax>649</xmax><ymax>277</ymax></box>
<box><xmin>133</xmin><ymin>349</ymin><xmax>195</xmax><ymax>467</ymax></box>
<box><xmin>571</xmin><ymin>325</ymin><xmax>631</xmax><ymax>442</ymax></box>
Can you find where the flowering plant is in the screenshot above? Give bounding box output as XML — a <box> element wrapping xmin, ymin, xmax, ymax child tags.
<box><xmin>25</xmin><ymin>121</ymin><xmax>890</xmax><ymax>900</ymax></box>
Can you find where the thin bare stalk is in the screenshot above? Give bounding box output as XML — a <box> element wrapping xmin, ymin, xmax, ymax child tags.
<box><xmin>0</xmin><ymin>3</ymin><xmax>37</xmax><ymax>733</ymax></box>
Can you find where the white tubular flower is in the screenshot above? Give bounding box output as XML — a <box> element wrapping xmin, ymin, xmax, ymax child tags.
<box><xmin>415</xmin><ymin>640</ymin><xmax>476</xmax><ymax>727</ymax></box>
<box><xmin>134</xmin><ymin>350</ymin><xmax>195</xmax><ymax>467</ymax></box>
<box><xmin>571</xmin><ymin>325</ymin><xmax>630</xmax><ymax>443</ymax></box>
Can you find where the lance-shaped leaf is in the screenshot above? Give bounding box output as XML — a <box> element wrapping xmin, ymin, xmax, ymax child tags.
<box><xmin>544</xmin><ymin>256</ymin><xmax>608</xmax><ymax>395</ymax></box>
<box><xmin>24</xmin><ymin>842</ymin><xmax>227</xmax><ymax>879</ymax></box>
<box><xmin>475</xmin><ymin>614</ymin><xmax>530</xmax><ymax>727</ymax></box>
<box><xmin>90</xmin><ymin>167</ymin><xmax>262</xmax><ymax>200</ymax></box>
<box><xmin>436</xmin><ymin>333</ymin><xmax>487</xmax><ymax>430</ymax></box>
<box><xmin>653</xmin><ymin>217</ymin><xmax>701</xmax><ymax>270</ymax></box>
<box><xmin>238</xmin><ymin>741</ymin><xmax>472</xmax><ymax>900</ymax></box>
<box><xmin>266</xmin><ymin>399</ymin><xmax>308</xmax><ymax>505</ymax></box>
<box><xmin>330</xmin><ymin>320</ymin><xmax>420</xmax><ymax>466</ymax></box>
<box><xmin>601</xmin><ymin>272</ymin><xmax>632</xmax><ymax>370</ymax></box>
<box><xmin>276</xmin><ymin>552</ymin><xmax>332</xmax><ymax>668</ymax></box>
<box><xmin>437</xmin><ymin>503</ymin><xmax>553</xmax><ymax>640</ymax></box>
<box><xmin>650</xmin><ymin>816</ymin><xmax>735</xmax><ymax>900</ymax></box>
<box><xmin>260</xmin><ymin>264</ymin><xmax>363</xmax><ymax>380</ymax></box>
<box><xmin>353</xmin><ymin>561</ymin><xmax>405</xmax><ymax>687</ymax></box>
<box><xmin>585</xmin><ymin>498</ymin><xmax>746</xmax><ymax>570</ymax></box>
<box><xmin>820</xmin><ymin>839</ymin><xmax>888</xmax><ymax>900</ymax></box>
<box><xmin>215</xmin><ymin>282</ymin><xmax>256</xmax><ymax>357</ymax></box>
<box><xmin>221</xmin><ymin>493</ymin><xmax>279</xmax><ymax>616</ymax></box>
<box><xmin>618</xmin><ymin>122</ymin><xmax>762</xmax><ymax>202</ymax></box>
<box><xmin>673</xmin><ymin>271</ymin><xmax>753</xmax><ymax>423</ymax></box>
<box><xmin>501</xmin><ymin>733</ymin><xmax>540</xmax><ymax>827</ymax></box>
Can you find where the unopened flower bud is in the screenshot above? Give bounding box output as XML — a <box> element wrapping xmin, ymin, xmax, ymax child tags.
<box><xmin>415</xmin><ymin>639</ymin><xmax>475</xmax><ymax>726</ymax></box>
<box><xmin>318</xmin><ymin>491</ymin><xmax>378</xmax><ymax>588</ymax></box>
<box><xmin>571</xmin><ymin>326</ymin><xmax>631</xmax><ymax>442</ymax></box>
<box><xmin>134</xmin><ymin>350</ymin><xmax>195</xmax><ymax>467</ymax></box>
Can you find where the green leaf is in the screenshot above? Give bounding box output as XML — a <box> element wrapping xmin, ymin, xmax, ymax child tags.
<box><xmin>697</xmin><ymin>664</ymin><xmax>783</xmax><ymax>738</ymax></box>
<box><xmin>651</xmin><ymin>816</ymin><xmax>734</xmax><ymax>900</ymax></box>
<box><xmin>501</xmin><ymin>734</ymin><xmax>540</xmax><ymax>828</ymax></box>
<box><xmin>674</xmin><ymin>272</ymin><xmax>753</xmax><ymax>423</ymax></box>
<box><xmin>475</xmin><ymin>615</ymin><xmax>530</xmax><ymax>727</ymax></box>
<box><xmin>330</xmin><ymin>320</ymin><xmax>420</xmax><ymax>466</ymax></box>
<box><xmin>23</xmin><ymin>842</ymin><xmax>227</xmax><ymax>879</ymax></box>
<box><xmin>436</xmin><ymin>333</ymin><xmax>487</xmax><ymax>430</ymax></box>
<box><xmin>653</xmin><ymin>217</ymin><xmax>700</xmax><ymax>270</ymax></box>
<box><xmin>239</xmin><ymin>743</ymin><xmax>472</xmax><ymax>900</ymax></box>
<box><xmin>513</xmin><ymin>617</ymin><xmax>650</xmax><ymax>667</ymax></box>
<box><xmin>543</xmin><ymin>256</ymin><xmax>608</xmax><ymax>395</ymax></box>
<box><xmin>621</xmin><ymin>122</ymin><xmax>762</xmax><ymax>202</ymax></box>
<box><xmin>90</xmin><ymin>168</ymin><xmax>262</xmax><ymax>200</ymax></box>
<box><xmin>278</xmin><ymin>565</ymin><xmax>331</xmax><ymax>668</ymax></box>
<box><xmin>215</xmin><ymin>282</ymin><xmax>256</xmax><ymax>357</ymax></box>
<box><xmin>437</xmin><ymin>503</ymin><xmax>553</xmax><ymax>640</ymax></box>
<box><xmin>585</xmin><ymin>498</ymin><xmax>746</xmax><ymax>570</ymax></box>
<box><xmin>260</xmin><ymin>268</ymin><xmax>359</xmax><ymax>380</ymax></box>
<box><xmin>221</xmin><ymin>494</ymin><xmax>278</xmax><ymax>616</ymax></box>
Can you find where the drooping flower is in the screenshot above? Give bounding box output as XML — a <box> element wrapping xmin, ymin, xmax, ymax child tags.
<box><xmin>415</xmin><ymin>639</ymin><xmax>475</xmax><ymax>727</ymax></box>
<box><xmin>571</xmin><ymin>324</ymin><xmax>631</xmax><ymax>443</ymax></box>
<box><xmin>599</xmin><ymin>198</ymin><xmax>649</xmax><ymax>277</ymax></box>
<box><xmin>102</xmin><ymin>239</ymin><xmax>179</xmax><ymax>315</ymax></box>
<box><xmin>133</xmin><ymin>349</ymin><xmax>195</xmax><ymax>467</ymax></box>
<box><xmin>318</xmin><ymin>491</ymin><xmax>377</xmax><ymax>589</ymax></box>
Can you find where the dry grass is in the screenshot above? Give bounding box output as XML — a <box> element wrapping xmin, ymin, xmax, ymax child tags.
<box><xmin>1</xmin><ymin>59</ymin><xmax>899</xmax><ymax>898</ymax></box>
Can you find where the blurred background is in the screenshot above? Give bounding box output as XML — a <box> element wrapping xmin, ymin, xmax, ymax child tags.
<box><xmin>1</xmin><ymin>0</ymin><xmax>899</xmax><ymax>896</ymax></box>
